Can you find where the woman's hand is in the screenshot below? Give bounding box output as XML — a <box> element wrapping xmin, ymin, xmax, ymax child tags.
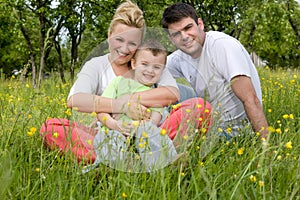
<box><xmin>116</xmin><ymin>94</ymin><xmax>151</xmax><ymax>120</ymax></box>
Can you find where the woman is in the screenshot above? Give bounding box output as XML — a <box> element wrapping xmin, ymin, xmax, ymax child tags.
<box><xmin>40</xmin><ymin>0</ymin><xmax>180</xmax><ymax>164</ymax></box>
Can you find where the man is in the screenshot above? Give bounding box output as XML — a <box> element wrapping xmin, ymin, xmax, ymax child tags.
<box><xmin>161</xmin><ymin>3</ymin><xmax>268</xmax><ymax>138</ymax></box>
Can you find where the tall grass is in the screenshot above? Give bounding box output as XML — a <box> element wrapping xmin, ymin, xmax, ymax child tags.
<box><xmin>0</xmin><ymin>67</ymin><xmax>299</xmax><ymax>199</ymax></box>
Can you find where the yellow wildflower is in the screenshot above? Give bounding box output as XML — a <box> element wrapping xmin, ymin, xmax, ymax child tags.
<box><xmin>181</xmin><ymin>172</ymin><xmax>185</xmax><ymax>176</ymax></box>
<box><xmin>53</xmin><ymin>132</ymin><xmax>59</xmax><ymax>138</ymax></box>
<box><xmin>201</xmin><ymin>128</ymin><xmax>207</xmax><ymax>133</ymax></box>
<box><xmin>289</xmin><ymin>114</ymin><xmax>294</xmax><ymax>119</ymax></box>
<box><xmin>138</xmin><ymin>143</ymin><xmax>144</xmax><ymax>148</ymax></box>
<box><xmin>204</xmin><ymin>109</ymin><xmax>210</xmax><ymax>113</ymax></box>
<box><xmin>275</xmin><ymin>128</ymin><xmax>282</xmax><ymax>134</ymax></box>
<box><xmin>198</xmin><ymin>161</ymin><xmax>204</xmax><ymax>167</ymax></box>
<box><xmin>267</xmin><ymin>109</ymin><xmax>272</xmax><ymax>113</ymax></box>
<box><xmin>197</xmin><ymin>104</ymin><xmax>202</xmax><ymax>108</ymax></box>
<box><xmin>142</xmin><ymin>132</ymin><xmax>148</xmax><ymax>138</ymax></box>
<box><xmin>160</xmin><ymin>129</ymin><xmax>167</xmax><ymax>136</ymax></box>
<box><xmin>87</xmin><ymin>140</ymin><xmax>93</xmax><ymax>145</ymax></box>
<box><xmin>172</xmin><ymin>103</ymin><xmax>181</xmax><ymax>109</ymax></box>
<box><xmin>65</xmin><ymin>109</ymin><xmax>72</xmax><ymax>116</ymax></box>
<box><xmin>285</xmin><ymin>141</ymin><xmax>292</xmax><ymax>149</ymax></box>
<box><xmin>30</xmin><ymin>127</ymin><xmax>37</xmax><ymax>133</ymax></box>
<box><xmin>237</xmin><ymin>148</ymin><xmax>244</xmax><ymax>155</ymax></box>
<box><xmin>133</xmin><ymin>121</ymin><xmax>139</xmax><ymax>127</ymax></box>
<box><xmin>198</xmin><ymin>117</ymin><xmax>203</xmax><ymax>121</ymax></box>
<box><xmin>90</xmin><ymin>112</ymin><xmax>97</xmax><ymax>117</ymax></box>
<box><xmin>283</xmin><ymin>114</ymin><xmax>289</xmax><ymax>119</ymax></box>
<box><xmin>226</xmin><ymin>127</ymin><xmax>232</xmax><ymax>134</ymax></box>
<box><xmin>122</xmin><ymin>192</ymin><xmax>128</xmax><ymax>198</ymax></box>
<box><xmin>27</xmin><ymin>131</ymin><xmax>34</xmax><ymax>137</ymax></box>
<box><xmin>26</xmin><ymin>84</ymin><xmax>30</xmax><ymax>88</ymax></box>
<box><xmin>258</xmin><ymin>181</ymin><xmax>264</xmax><ymax>187</ymax></box>
<box><xmin>218</xmin><ymin>128</ymin><xmax>223</xmax><ymax>132</ymax></box>
<box><xmin>277</xmin><ymin>155</ymin><xmax>282</xmax><ymax>160</ymax></box>
<box><xmin>249</xmin><ymin>175</ymin><xmax>257</xmax><ymax>182</ymax></box>
<box><xmin>267</xmin><ymin>126</ymin><xmax>275</xmax><ymax>133</ymax></box>
<box><xmin>146</xmin><ymin>108</ymin><xmax>151</xmax><ymax>113</ymax></box>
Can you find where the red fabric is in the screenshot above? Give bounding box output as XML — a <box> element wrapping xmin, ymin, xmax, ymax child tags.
<box><xmin>160</xmin><ymin>98</ymin><xmax>212</xmax><ymax>140</ymax></box>
<box><xmin>40</xmin><ymin>118</ymin><xmax>96</xmax><ymax>164</ymax></box>
<box><xmin>40</xmin><ymin>98</ymin><xmax>212</xmax><ymax>163</ymax></box>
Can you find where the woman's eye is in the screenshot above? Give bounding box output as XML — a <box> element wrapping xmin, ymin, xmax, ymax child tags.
<box><xmin>129</xmin><ymin>42</ymin><xmax>137</xmax><ymax>47</ymax></box>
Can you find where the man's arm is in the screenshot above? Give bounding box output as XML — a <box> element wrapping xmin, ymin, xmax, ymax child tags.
<box><xmin>130</xmin><ymin>86</ymin><xmax>179</xmax><ymax>108</ymax></box>
<box><xmin>231</xmin><ymin>75</ymin><xmax>269</xmax><ymax>138</ymax></box>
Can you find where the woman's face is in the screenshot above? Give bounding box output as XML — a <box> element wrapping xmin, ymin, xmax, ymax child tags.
<box><xmin>108</xmin><ymin>24</ymin><xmax>143</xmax><ymax>66</ymax></box>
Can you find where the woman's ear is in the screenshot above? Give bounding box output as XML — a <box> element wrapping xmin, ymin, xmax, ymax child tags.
<box><xmin>131</xmin><ymin>58</ymin><xmax>136</xmax><ymax>70</ymax></box>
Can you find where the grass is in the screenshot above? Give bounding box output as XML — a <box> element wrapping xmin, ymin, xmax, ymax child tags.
<box><xmin>0</xmin><ymin>67</ymin><xmax>299</xmax><ymax>199</ymax></box>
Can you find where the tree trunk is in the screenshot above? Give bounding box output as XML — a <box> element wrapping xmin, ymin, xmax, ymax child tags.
<box><xmin>19</xmin><ymin>13</ymin><xmax>37</xmax><ymax>87</ymax></box>
<box><xmin>37</xmin><ymin>12</ymin><xmax>46</xmax><ymax>88</ymax></box>
<box><xmin>54</xmin><ymin>40</ymin><xmax>66</xmax><ymax>83</ymax></box>
<box><xmin>286</xmin><ymin>2</ymin><xmax>300</xmax><ymax>50</ymax></box>
<box><xmin>70</xmin><ymin>35</ymin><xmax>80</xmax><ymax>81</ymax></box>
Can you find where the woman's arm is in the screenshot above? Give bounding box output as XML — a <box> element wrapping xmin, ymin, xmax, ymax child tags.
<box><xmin>68</xmin><ymin>93</ymin><xmax>151</xmax><ymax>120</ymax></box>
<box><xmin>130</xmin><ymin>86</ymin><xmax>179</xmax><ymax>108</ymax></box>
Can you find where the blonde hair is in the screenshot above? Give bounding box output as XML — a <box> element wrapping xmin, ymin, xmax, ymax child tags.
<box><xmin>108</xmin><ymin>0</ymin><xmax>145</xmax><ymax>35</ymax></box>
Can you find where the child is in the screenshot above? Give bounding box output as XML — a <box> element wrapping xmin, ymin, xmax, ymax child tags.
<box><xmin>92</xmin><ymin>40</ymin><xmax>177</xmax><ymax>172</ymax></box>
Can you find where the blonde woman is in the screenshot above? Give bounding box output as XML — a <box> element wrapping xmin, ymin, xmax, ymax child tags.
<box><xmin>40</xmin><ymin>0</ymin><xmax>179</xmax><ymax>164</ymax></box>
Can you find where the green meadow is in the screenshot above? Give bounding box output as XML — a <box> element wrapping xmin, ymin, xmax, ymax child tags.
<box><xmin>0</xmin><ymin>67</ymin><xmax>299</xmax><ymax>199</ymax></box>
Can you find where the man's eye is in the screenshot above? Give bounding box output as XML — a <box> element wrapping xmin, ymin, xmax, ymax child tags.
<box><xmin>171</xmin><ymin>32</ymin><xmax>180</xmax><ymax>38</ymax></box>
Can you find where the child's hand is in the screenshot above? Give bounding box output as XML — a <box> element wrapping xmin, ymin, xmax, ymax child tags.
<box><xmin>114</xmin><ymin>121</ymin><xmax>132</xmax><ymax>136</ymax></box>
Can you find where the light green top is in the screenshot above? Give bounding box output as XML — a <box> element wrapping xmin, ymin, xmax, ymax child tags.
<box><xmin>102</xmin><ymin>76</ymin><xmax>164</xmax><ymax>123</ymax></box>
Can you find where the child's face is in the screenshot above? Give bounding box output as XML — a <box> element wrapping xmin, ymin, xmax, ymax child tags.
<box><xmin>131</xmin><ymin>50</ymin><xmax>166</xmax><ymax>86</ymax></box>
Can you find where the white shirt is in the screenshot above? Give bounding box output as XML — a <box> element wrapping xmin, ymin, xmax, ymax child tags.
<box><xmin>167</xmin><ymin>31</ymin><xmax>262</xmax><ymax>124</ymax></box>
<box><xmin>68</xmin><ymin>54</ymin><xmax>178</xmax><ymax>99</ymax></box>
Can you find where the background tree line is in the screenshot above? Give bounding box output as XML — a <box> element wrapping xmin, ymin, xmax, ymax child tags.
<box><xmin>0</xmin><ymin>0</ymin><xmax>299</xmax><ymax>87</ymax></box>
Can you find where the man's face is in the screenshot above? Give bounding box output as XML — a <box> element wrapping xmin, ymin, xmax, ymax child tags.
<box><xmin>168</xmin><ymin>17</ymin><xmax>205</xmax><ymax>58</ymax></box>
<box><xmin>108</xmin><ymin>24</ymin><xmax>143</xmax><ymax>66</ymax></box>
<box><xmin>132</xmin><ymin>50</ymin><xmax>165</xmax><ymax>86</ymax></box>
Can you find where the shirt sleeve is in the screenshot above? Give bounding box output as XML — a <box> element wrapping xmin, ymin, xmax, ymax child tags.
<box><xmin>157</xmin><ymin>67</ymin><xmax>179</xmax><ymax>89</ymax></box>
<box><xmin>68</xmin><ymin>58</ymin><xmax>101</xmax><ymax>99</ymax></box>
<box><xmin>166</xmin><ymin>51</ymin><xmax>185</xmax><ymax>79</ymax></box>
<box><xmin>212</xmin><ymin>38</ymin><xmax>252</xmax><ymax>82</ymax></box>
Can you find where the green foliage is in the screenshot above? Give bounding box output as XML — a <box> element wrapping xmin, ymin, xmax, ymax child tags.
<box><xmin>239</xmin><ymin>0</ymin><xmax>300</xmax><ymax>68</ymax></box>
<box><xmin>0</xmin><ymin>68</ymin><xmax>299</xmax><ymax>199</ymax></box>
<box><xmin>0</xmin><ymin>0</ymin><xmax>299</xmax><ymax>78</ymax></box>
